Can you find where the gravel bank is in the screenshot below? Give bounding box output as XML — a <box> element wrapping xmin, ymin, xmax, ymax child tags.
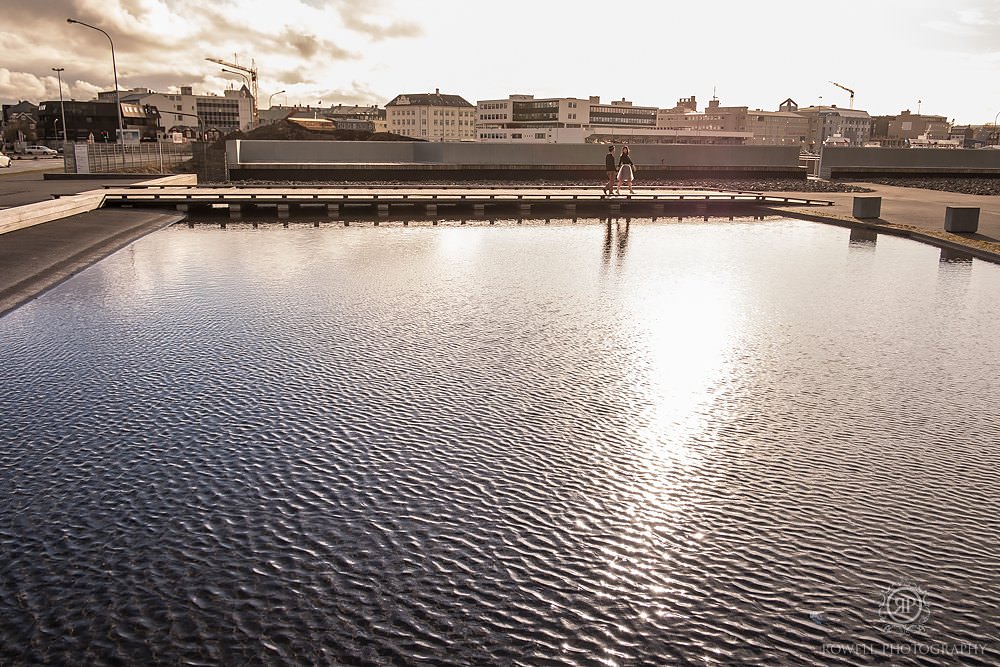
<box><xmin>848</xmin><ymin>177</ymin><xmax>1000</xmax><ymax>196</ymax></box>
<box><xmin>226</xmin><ymin>178</ymin><xmax>873</xmax><ymax>193</ymax></box>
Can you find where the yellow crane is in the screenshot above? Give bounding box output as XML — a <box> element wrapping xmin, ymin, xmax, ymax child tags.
<box><xmin>206</xmin><ymin>56</ymin><xmax>259</xmax><ymax>125</ymax></box>
<box><xmin>829</xmin><ymin>81</ymin><xmax>855</xmax><ymax>109</ymax></box>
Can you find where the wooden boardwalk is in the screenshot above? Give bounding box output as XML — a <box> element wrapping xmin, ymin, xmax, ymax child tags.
<box><xmin>98</xmin><ymin>184</ymin><xmax>833</xmax><ymax>220</ymax></box>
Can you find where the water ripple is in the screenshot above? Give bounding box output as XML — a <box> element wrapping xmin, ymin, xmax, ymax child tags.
<box><xmin>1</xmin><ymin>219</ymin><xmax>999</xmax><ymax>665</ymax></box>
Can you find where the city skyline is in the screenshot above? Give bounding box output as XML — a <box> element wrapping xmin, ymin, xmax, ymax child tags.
<box><xmin>1</xmin><ymin>0</ymin><xmax>999</xmax><ymax>124</ymax></box>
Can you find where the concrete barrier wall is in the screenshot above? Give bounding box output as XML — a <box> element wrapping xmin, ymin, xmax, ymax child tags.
<box><xmin>228</xmin><ymin>140</ymin><xmax>800</xmax><ymax>168</ymax></box>
<box><xmin>820</xmin><ymin>147</ymin><xmax>1000</xmax><ymax>178</ymax></box>
<box><xmin>230</xmin><ymin>141</ymin><xmax>417</xmax><ymax>165</ymax></box>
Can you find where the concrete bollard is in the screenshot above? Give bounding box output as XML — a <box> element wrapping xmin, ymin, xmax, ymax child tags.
<box><xmin>377</xmin><ymin>203</ymin><xmax>390</xmax><ymax>217</ymax></box>
<box><xmin>944</xmin><ymin>207</ymin><xmax>979</xmax><ymax>233</ymax></box>
<box><xmin>277</xmin><ymin>204</ymin><xmax>290</xmax><ymax>220</ymax></box>
<box><xmin>229</xmin><ymin>204</ymin><xmax>241</xmax><ymax>220</ymax></box>
<box><xmin>852</xmin><ymin>196</ymin><xmax>882</xmax><ymax>219</ymax></box>
<box><xmin>326</xmin><ymin>203</ymin><xmax>339</xmax><ymax>219</ymax></box>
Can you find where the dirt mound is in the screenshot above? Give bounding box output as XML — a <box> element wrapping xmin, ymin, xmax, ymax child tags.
<box><xmin>212</xmin><ymin>120</ymin><xmax>415</xmax><ymax>148</ymax></box>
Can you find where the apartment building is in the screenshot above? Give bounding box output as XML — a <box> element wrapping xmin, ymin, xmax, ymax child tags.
<box><xmin>385</xmin><ymin>89</ymin><xmax>476</xmax><ymax>141</ymax></box>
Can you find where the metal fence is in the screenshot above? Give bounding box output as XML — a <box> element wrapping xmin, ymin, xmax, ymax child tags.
<box><xmin>65</xmin><ymin>142</ymin><xmax>195</xmax><ymax>174</ymax></box>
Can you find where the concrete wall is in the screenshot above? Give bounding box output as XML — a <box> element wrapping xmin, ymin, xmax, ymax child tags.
<box><xmin>820</xmin><ymin>147</ymin><xmax>1000</xmax><ymax>177</ymax></box>
<box><xmin>228</xmin><ymin>140</ymin><xmax>800</xmax><ymax>168</ymax></box>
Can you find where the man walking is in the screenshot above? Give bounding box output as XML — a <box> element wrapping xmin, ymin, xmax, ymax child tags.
<box><xmin>603</xmin><ymin>145</ymin><xmax>617</xmax><ymax>195</ymax></box>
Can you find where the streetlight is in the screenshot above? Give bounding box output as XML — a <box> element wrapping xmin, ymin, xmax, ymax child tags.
<box><xmin>52</xmin><ymin>67</ymin><xmax>68</xmax><ymax>145</ymax></box>
<box><xmin>268</xmin><ymin>90</ymin><xmax>286</xmax><ymax>108</ymax></box>
<box><xmin>221</xmin><ymin>68</ymin><xmax>250</xmax><ymax>89</ymax></box>
<box><xmin>67</xmin><ymin>18</ymin><xmax>124</xmax><ymax>144</ymax></box>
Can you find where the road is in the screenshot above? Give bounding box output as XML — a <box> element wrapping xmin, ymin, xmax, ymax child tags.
<box><xmin>0</xmin><ymin>162</ymin><xmax>145</xmax><ymax>209</ymax></box>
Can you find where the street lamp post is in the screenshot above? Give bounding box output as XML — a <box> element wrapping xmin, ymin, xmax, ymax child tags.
<box><xmin>221</xmin><ymin>68</ymin><xmax>250</xmax><ymax>88</ymax></box>
<box><xmin>268</xmin><ymin>90</ymin><xmax>286</xmax><ymax>108</ymax></box>
<box><xmin>67</xmin><ymin>18</ymin><xmax>123</xmax><ymax>144</ymax></box>
<box><xmin>52</xmin><ymin>67</ymin><xmax>68</xmax><ymax>145</ymax></box>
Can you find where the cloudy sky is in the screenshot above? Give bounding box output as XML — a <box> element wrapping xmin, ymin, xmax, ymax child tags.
<box><xmin>2</xmin><ymin>0</ymin><xmax>998</xmax><ymax>124</ymax></box>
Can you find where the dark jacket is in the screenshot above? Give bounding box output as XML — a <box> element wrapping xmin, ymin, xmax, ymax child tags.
<box><xmin>605</xmin><ymin>152</ymin><xmax>616</xmax><ymax>170</ymax></box>
<box><xmin>618</xmin><ymin>154</ymin><xmax>634</xmax><ymax>168</ymax></box>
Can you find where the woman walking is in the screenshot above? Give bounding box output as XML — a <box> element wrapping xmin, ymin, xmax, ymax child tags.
<box><xmin>616</xmin><ymin>145</ymin><xmax>635</xmax><ymax>195</ymax></box>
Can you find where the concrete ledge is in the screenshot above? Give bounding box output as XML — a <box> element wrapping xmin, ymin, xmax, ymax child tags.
<box><xmin>44</xmin><ymin>172</ymin><xmax>158</xmax><ymax>180</ymax></box>
<box><xmin>767</xmin><ymin>207</ymin><xmax>1000</xmax><ymax>265</ymax></box>
<box><xmin>138</xmin><ymin>174</ymin><xmax>198</xmax><ymax>186</ymax></box>
<box><xmin>0</xmin><ymin>209</ymin><xmax>184</xmax><ymax>317</ymax></box>
<box><xmin>0</xmin><ymin>191</ymin><xmax>106</xmax><ymax>235</ymax></box>
<box><xmin>228</xmin><ymin>165</ymin><xmax>806</xmax><ymax>182</ymax></box>
<box><xmin>2</xmin><ymin>174</ymin><xmax>196</xmax><ymax>236</ymax></box>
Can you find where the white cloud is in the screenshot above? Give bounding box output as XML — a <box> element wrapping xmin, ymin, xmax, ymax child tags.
<box><xmin>1</xmin><ymin>0</ymin><xmax>998</xmax><ymax>123</ymax></box>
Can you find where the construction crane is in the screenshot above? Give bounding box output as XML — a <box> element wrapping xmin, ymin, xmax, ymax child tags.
<box><xmin>206</xmin><ymin>56</ymin><xmax>259</xmax><ymax>125</ymax></box>
<box><xmin>829</xmin><ymin>81</ymin><xmax>855</xmax><ymax>109</ymax></box>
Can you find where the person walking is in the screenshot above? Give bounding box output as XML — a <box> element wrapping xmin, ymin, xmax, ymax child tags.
<box><xmin>603</xmin><ymin>145</ymin><xmax>617</xmax><ymax>195</ymax></box>
<box><xmin>616</xmin><ymin>145</ymin><xmax>635</xmax><ymax>195</ymax></box>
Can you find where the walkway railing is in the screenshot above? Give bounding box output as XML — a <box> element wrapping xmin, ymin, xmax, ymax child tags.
<box><xmin>64</xmin><ymin>142</ymin><xmax>194</xmax><ymax>174</ymax></box>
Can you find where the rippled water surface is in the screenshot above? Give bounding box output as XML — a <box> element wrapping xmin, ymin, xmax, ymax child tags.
<box><xmin>2</xmin><ymin>218</ymin><xmax>999</xmax><ymax>666</ymax></box>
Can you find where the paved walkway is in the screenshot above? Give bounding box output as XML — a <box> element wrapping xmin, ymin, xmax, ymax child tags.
<box><xmin>0</xmin><ymin>169</ymin><xmax>145</xmax><ymax>209</ymax></box>
<box><xmin>776</xmin><ymin>182</ymin><xmax>1000</xmax><ymax>242</ymax></box>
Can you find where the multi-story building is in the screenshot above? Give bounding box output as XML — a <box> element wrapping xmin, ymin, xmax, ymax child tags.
<box><xmin>476</xmin><ymin>94</ymin><xmax>747</xmax><ymax>144</ymax></box>
<box><xmin>385</xmin><ymin>90</ymin><xmax>476</xmax><ymax>141</ymax></box>
<box><xmin>36</xmin><ymin>99</ymin><xmax>159</xmax><ymax>142</ymax></box>
<box><xmin>869</xmin><ymin>110</ymin><xmax>951</xmax><ymax>147</ymax></box>
<box><xmin>100</xmin><ymin>85</ymin><xmax>254</xmax><ymax>138</ymax></box>
<box><xmin>794</xmin><ymin>105</ymin><xmax>872</xmax><ymax>150</ymax></box>
<box><xmin>656</xmin><ymin>97</ymin><xmax>808</xmax><ymax>147</ymax></box>
<box><xmin>949</xmin><ymin>125</ymin><xmax>998</xmax><ymax>149</ymax></box>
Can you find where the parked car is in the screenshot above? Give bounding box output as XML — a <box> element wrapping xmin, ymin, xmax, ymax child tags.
<box><xmin>24</xmin><ymin>145</ymin><xmax>58</xmax><ymax>156</ymax></box>
<box><xmin>0</xmin><ymin>151</ymin><xmax>11</xmax><ymax>167</ymax></box>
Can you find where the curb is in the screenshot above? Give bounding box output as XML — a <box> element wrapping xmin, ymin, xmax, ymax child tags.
<box><xmin>767</xmin><ymin>207</ymin><xmax>1000</xmax><ymax>265</ymax></box>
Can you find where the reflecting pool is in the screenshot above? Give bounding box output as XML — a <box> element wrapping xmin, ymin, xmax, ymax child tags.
<box><xmin>1</xmin><ymin>218</ymin><xmax>999</xmax><ymax>665</ymax></box>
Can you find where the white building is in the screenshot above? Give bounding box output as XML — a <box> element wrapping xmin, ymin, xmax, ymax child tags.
<box><xmin>106</xmin><ymin>85</ymin><xmax>254</xmax><ymax>138</ymax></box>
<box><xmin>476</xmin><ymin>94</ymin><xmax>748</xmax><ymax>144</ymax></box>
<box><xmin>385</xmin><ymin>89</ymin><xmax>476</xmax><ymax>141</ymax></box>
